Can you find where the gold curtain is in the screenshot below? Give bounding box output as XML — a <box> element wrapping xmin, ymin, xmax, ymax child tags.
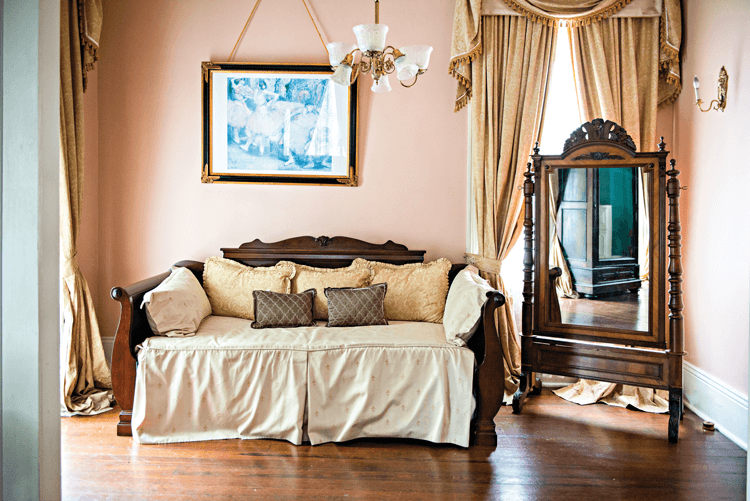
<box><xmin>554</xmin><ymin>16</ymin><xmax>668</xmax><ymax>414</ymax></box>
<box><xmin>569</xmin><ymin>17</ymin><xmax>659</xmax><ymax>151</ymax></box>
<box><xmin>60</xmin><ymin>0</ymin><xmax>113</xmax><ymax>416</ymax></box>
<box><xmin>496</xmin><ymin>0</ymin><xmax>681</xmax><ymax>106</ymax></box>
<box><xmin>449</xmin><ymin>0</ymin><xmax>483</xmax><ymax>111</ymax></box>
<box><xmin>469</xmin><ymin>15</ymin><xmax>557</xmax><ymax>401</ymax></box>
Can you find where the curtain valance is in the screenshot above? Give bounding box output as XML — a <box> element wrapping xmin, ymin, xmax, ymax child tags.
<box><xmin>78</xmin><ymin>0</ymin><xmax>103</xmax><ymax>91</ymax></box>
<box><xmin>450</xmin><ymin>0</ymin><xmax>681</xmax><ymax>111</ymax></box>
<box><xmin>480</xmin><ymin>0</ymin><xmax>661</xmax><ymax>26</ymax></box>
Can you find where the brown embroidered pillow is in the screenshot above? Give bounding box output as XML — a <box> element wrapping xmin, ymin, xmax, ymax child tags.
<box><xmin>324</xmin><ymin>283</ymin><xmax>388</xmax><ymax>327</ymax></box>
<box><xmin>251</xmin><ymin>289</ymin><xmax>317</xmax><ymax>329</ymax></box>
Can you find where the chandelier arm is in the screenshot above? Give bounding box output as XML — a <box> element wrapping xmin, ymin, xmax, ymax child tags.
<box><xmin>358</xmin><ymin>53</ymin><xmax>372</xmax><ymax>75</ymax></box>
<box><xmin>350</xmin><ymin>64</ymin><xmax>361</xmax><ymax>85</ymax></box>
<box><xmin>399</xmin><ymin>69</ymin><xmax>426</xmax><ymax>88</ymax></box>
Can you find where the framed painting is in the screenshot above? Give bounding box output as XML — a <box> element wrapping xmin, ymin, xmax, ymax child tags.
<box><xmin>201</xmin><ymin>62</ymin><xmax>358</xmax><ymax>186</ymax></box>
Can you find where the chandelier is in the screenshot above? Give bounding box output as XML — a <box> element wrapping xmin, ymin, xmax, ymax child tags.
<box><xmin>326</xmin><ymin>0</ymin><xmax>433</xmax><ymax>93</ymax></box>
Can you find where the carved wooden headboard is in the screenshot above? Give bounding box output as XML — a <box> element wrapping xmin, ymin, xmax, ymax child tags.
<box><xmin>221</xmin><ymin>236</ymin><xmax>426</xmax><ymax>268</ymax></box>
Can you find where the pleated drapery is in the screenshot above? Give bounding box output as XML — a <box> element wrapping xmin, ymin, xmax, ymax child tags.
<box><xmin>459</xmin><ymin>15</ymin><xmax>557</xmax><ymax>401</ymax></box>
<box><xmin>476</xmin><ymin>0</ymin><xmax>681</xmax><ymax>108</ymax></box>
<box><xmin>60</xmin><ymin>0</ymin><xmax>113</xmax><ymax>416</ymax></box>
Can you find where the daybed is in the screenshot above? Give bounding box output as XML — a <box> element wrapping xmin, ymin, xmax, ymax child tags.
<box><xmin>110</xmin><ymin>236</ymin><xmax>507</xmax><ymax>446</ymax></box>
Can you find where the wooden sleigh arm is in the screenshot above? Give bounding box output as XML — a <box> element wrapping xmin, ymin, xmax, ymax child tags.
<box><xmin>109</xmin><ymin>260</ymin><xmax>204</xmax><ymax>436</ymax></box>
<box><xmin>462</xmin><ymin>253</ymin><xmax>507</xmax><ymax>446</ymax></box>
<box><xmin>468</xmin><ymin>289</ymin><xmax>506</xmax><ymax>446</ymax></box>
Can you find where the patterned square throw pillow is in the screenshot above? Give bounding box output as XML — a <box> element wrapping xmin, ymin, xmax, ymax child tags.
<box><xmin>251</xmin><ymin>289</ymin><xmax>316</xmax><ymax>329</ymax></box>
<box><xmin>325</xmin><ymin>283</ymin><xmax>388</xmax><ymax>327</ymax></box>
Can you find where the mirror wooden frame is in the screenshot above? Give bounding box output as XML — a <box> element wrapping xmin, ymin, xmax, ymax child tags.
<box><xmin>512</xmin><ymin>119</ymin><xmax>686</xmax><ymax>442</ymax></box>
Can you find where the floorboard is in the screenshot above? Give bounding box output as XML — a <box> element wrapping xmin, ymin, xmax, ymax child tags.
<box><xmin>61</xmin><ymin>391</ymin><xmax>746</xmax><ymax>500</ymax></box>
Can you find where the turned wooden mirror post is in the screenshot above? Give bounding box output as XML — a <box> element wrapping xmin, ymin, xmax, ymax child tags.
<box><xmin>512</xmin><ymin>120</ymin><xmax>686</xmax><ymax>442</ymax></box>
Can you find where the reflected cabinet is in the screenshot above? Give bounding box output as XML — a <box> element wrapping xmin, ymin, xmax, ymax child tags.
<box><xmin>512</xmin><ymin>120</ymin><xmax>685</xmax><ymax>442</ymax></box>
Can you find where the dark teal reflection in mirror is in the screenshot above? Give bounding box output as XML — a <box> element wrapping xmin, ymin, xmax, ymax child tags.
<box><xmin>549</xmin><ymin>166</ymin><xmax>649</xmax><ymax>333</ymax></box>
<box><xmin>598</xmin><ymin>167</ymin><xmax>635</xmax><ymax>259</ymax></box>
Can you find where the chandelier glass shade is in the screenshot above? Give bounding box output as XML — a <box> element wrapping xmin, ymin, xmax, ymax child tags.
<box><xmin>327</xmin><ymin>1</ymin><xmax>432</xmax><ymax>93</ymax></box>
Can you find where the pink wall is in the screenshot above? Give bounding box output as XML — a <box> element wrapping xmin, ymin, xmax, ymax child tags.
<box><xmin>674</xmin><ymin>0</ymin><xmax>750</xmax><ymax>395</ymax></box>
<box><xmin>94</xmin><ymin>0</ymin><xmax>468</xmax><ymax>339</ymax></box>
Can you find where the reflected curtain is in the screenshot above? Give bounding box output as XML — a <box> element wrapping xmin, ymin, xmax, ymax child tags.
<box><xmin>549</xmin><ymin>173</ymin><xmax>579</xmax><ymax>298</ymax></box>
<box><xmin>453</xmin><ymin>13</ymin><xmax>557</xmax><ymax>401</ymax></box>
<box><xmin>60</xmin><ymin>0</ymin><xmax>113</xmax><ymax>416</ymax></box>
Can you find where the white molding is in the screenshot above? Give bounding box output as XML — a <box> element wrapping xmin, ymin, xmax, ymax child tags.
<box><xmin>102</xmin><ymin>336</ymin><xmax>115</xmax><ymax>365</ymax></box>
<box><xmin>683</xmin><ymin>361</ymin><xmax>748</xmax><ymax>450</ymax></box>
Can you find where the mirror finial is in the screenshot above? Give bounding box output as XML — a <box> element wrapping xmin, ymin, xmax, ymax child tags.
<box><xmin>658</xmin><ymin>136</ymin><xmax>666</xmax><ymax>152</ymax></box>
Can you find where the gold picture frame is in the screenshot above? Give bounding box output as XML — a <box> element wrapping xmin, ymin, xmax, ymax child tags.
<box><xmin>202</xmin><ymin>62</ymin><xmax>358</xmax><ymax>186</ymax></box>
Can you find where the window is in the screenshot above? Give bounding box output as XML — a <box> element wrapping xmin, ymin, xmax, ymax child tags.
<box><xmin>501</xmin><ymin>28</ymin><xmax>579</xmax><ymax>332</ymax></box>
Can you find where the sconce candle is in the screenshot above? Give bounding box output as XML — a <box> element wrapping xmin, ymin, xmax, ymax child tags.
<box><xmin>693</xmin><ymin>76</ymin><xmax>700</xmax><ymax>102</ymax></box>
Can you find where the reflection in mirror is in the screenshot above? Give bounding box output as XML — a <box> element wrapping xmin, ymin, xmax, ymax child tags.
<box><xmin>548</xmin><ymin>166</ymin><xmax>649</xmax><ymax>332</ymax></box>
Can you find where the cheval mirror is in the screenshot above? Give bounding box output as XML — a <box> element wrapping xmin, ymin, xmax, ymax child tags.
<box><xmin>512</xmin><ymin>119</ymin><xmax>685</xmax><ymax>442</ymax></box>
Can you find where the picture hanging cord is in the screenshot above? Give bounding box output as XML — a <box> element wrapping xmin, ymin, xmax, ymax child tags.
<box><xmin>228</xmin><ymin>0</ymin><xmax>329</xmax><ymax>62</ymax></box>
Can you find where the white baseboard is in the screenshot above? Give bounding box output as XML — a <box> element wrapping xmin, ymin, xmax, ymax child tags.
<box><xmin>101</xmin><ymin>336</ymin><xmax>115</xmax><ymax>366</ymax></box>
<box><xmin>683</xmin><ymin>361</ymin><xmax>748</xmax><ymax>450</ymax></box>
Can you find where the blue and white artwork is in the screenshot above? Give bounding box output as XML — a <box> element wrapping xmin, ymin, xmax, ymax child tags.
<box><xmin>212</xmin><ymin>72</ymin><xmax>349</xmax><ymax>176</ymax></box>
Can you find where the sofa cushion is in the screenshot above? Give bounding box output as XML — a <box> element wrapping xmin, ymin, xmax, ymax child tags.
<box><xmin>353</xmin><ymin>258</ymin><xmax>451</xmax><ymax>323</ymax></box>
<box><xmin>325</xmin><ymin>283</ymin><xmax>388</xmax><ymax>327</ymax></box>
<box><xmin>203</xmin><ymin>256</ymin><xmax>295</xmax><ymax>321</ymax></box>
<box><xmin>443</xmin><ymin>269</ymin><xmax>496</xmax><ymax>346</ymax></box>
<box><xmin>252</xmin><ymin>289</ymin><xmax>317</xmax><ymax>328</ymax></box>
<box><xmin>278</xmin><ymin>261</ymin><xmax>374</xmax><ymax>321</ymax></box>
<box><xmin>141</xmin><ymin>267</ymin><xmax>212</xmax><ymax>337</ymax></box>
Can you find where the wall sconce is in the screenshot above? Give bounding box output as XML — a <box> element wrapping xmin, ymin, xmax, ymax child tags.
<box><xmin>693</xmin><ymin>66</ymin><xmax>728</xmax><ymax>112</ymax></box>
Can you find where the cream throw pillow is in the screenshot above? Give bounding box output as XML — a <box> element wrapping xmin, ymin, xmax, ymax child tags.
<box><xmin>203</xmin><ymin>256</ymin><xmax>295</xmax><ymax>321</ymax></box>
<box><xmin>354</xmin><ymin>258</ymin><xmax>451</xmax><ymax>323</ymax></box>
<box><xmin>278</xmin><ymin>261</ymin><xmax>374</xmax><ymax>320</ymax></box>
<box><xmin>141</xmin><ymin>267</ymin><xmax>212</xmax><ymax>337</ymax></box>
<box><xmin>443</xmin><ymin>269</ymin><xmax>496</xmax><ymax>346</ymax></box>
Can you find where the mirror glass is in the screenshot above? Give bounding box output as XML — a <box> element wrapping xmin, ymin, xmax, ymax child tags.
<box><xmin>547</xmin><ymin>166</ymin><xmax>649</xmax><ymax>332</ymax></box>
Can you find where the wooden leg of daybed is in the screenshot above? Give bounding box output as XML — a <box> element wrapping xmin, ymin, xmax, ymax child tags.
<box><xmin>117</xmin><ymin>411</ymin><xmax>133</xmax><ymax>437</ymax></box>
<box><xmin>111</xmin><ymin>287</ymin><xmax>137</xmax><ymax>437</ymax></box>
<box><xmin>471</xmin><ymin>421</ymin><xmax>499</xmax><ymax>446</ymax></box>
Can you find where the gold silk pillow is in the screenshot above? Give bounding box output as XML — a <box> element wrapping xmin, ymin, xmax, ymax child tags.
<box><xmin>203</xmin><ymin>256</ymin><xmax>295</xmax><ymax>321</ymax></box>
<box><xmin>353</xmin><ymin>258</ymin><xmax>452</xmax><ymax>323</ymax></box>
<box><xmin>278</xmin><ymin>261</ymin><xmax>374</xmax><ymax>320</ymax></box>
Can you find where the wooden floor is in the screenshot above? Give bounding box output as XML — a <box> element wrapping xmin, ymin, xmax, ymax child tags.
<box><xmin>62</xmin><ymin>391</ymin><xmax>746</xmax><ymax>500</ymax></box>
<box><xmin>559</xmin><ymin>285</ymin><xmax>649</xmax><ymax>331</ymax></box>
